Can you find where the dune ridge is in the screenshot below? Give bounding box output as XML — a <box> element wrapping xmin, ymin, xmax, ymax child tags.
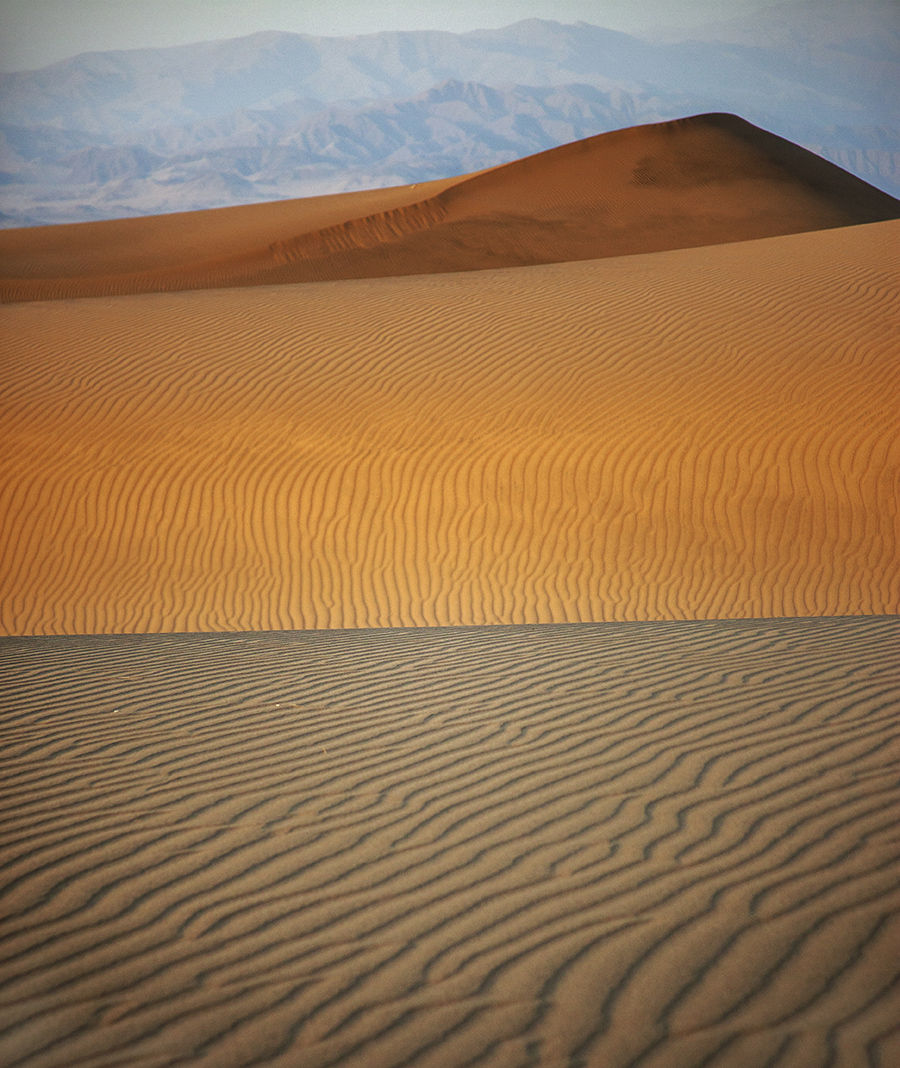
<box><xmin>3</xmin><ymin>113</ymin><xmax>899</xmax><ymax>304</ymax></box>
<box><xmin>0</xmin><ymin>171</ymin><xmax>468</xmax><ymax>283</ymax></box>
<box><xmin>1</xmin><ymin>218</ymin><xmax>898</xmax><ymax>635</ymax></box>
<box><xmin>2</xmin><ymin>616</ymin><xmax>899</xmax><ymax>1066</ymax></box>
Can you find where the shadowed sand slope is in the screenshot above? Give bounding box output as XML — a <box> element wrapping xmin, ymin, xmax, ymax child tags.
<box><xmin>2</xmin><ymin>616</ymin><xmax>899</xmax><ymax>1067</ymax></box>
<box><xmin>1</xmin><ymin>218</ymin><xmax>899</xmax><ymax>635</ymax></box>
<box><xmin>3</xmin><ymin>113</ymin><xmax>899</xmax><ymax>303</ymax></box>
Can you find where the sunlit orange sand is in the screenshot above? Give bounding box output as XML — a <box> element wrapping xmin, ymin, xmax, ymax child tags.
<box><xmin>2</xmin><ymin>617</ymin><xmax>899</xmax><ymax>1066</ymax></box>
<box><xmin>1</xmin><ymin>214</ymin><xmax>898</xmax><ymax>634</ymax></box>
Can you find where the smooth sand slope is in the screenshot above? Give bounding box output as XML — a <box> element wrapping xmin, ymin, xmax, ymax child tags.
<box><xmin>0</xmin><ymin>171</ymin><xmax>470</xmax><ymax>296</ymax></box>
<box><xmin>2</xmin><ymin>616</ymin><xmax>899</xmax><ymax>1067</ymax></box>
<box><xmin>3</xmin><ymin>113</ymin><xmax>899</xmax><ymax>303</ymax></box>
<box><xmin>1</xmin><ymin>217</ymin><xmax>898</xmax><ymax>635</ymax></box>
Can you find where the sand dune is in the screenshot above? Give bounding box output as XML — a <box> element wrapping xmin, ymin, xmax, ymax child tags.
<box><xmin>1</xmin><ymin>216</ymin><xmax>898</xmax><ymax>635</ymax></box>
<box><xmin>2</xmin><ymin>108</ymin><xmax>899</xmax><ymax>1068</ymax></box>
<box><xmin>2</xmin><ymin>616</ymin><xmax>899</xmax><ymax>1066</ymax></box>
<box><xmin>3</xmin><ymin>114</ymin><xmax>899</xmax><ymax>303</ymax></box>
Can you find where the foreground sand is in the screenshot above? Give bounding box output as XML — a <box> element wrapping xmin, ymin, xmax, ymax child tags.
<box><xmin>2</xmin><ymin>616</ymin><xmax>899</xmax><ymax>1067</ymax></box>
<box><xmin>1</xmin><ymin>218</ymin><xmax>898</xmax><ymax>634</ymax></box>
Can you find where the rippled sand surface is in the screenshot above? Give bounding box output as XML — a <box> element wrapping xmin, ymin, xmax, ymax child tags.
<box><xmin>2</xmin><ymin>218</ymin><xmax>898</xmax><ymax>634</ymax></box>
<box><xmin>2</xmin><ymin>617</ymin><xmax>899</xmax><ymax>1067</ymax></box>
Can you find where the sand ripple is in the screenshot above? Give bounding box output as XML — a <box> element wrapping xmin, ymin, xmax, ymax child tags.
<box><xmin>1</xmin><ymin>219</ymin><xmax>898</xmax><ymax>634</ymax></box>
<box><xmin>2</xmin><ymin>616</ymin><xmax>899</xmax><ymax>1066</ymax></box>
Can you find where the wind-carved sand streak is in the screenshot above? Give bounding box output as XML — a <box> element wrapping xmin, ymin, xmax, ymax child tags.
<box><xmin>1</xmin><ymin>617</ymin><xmax>899</xmax><ymax>1066</ymax></box>
<box><xmin>1</xmin><ymin>219</ymin><xmax>898</xmax><ymax>634</ymax></box>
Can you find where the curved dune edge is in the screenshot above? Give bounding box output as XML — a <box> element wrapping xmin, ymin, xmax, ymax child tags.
<box><xmin>3</xmin><ymin>113</ymin><xmax>899</xmax><ymax>304</ymax></box>
<box><xmin>2</xmin><ymin>616</ymin><xmax>900</xmax><ymax>1066</ymax></box>
<box><xmin>1</xmin><ymin>218</ymin><xmax>898</xmax><ymax>636</ymax></box>
<box><xmin>0</xmin><ymin>170</ymin><xmax>470</xmax><ymax>284</ymax></box>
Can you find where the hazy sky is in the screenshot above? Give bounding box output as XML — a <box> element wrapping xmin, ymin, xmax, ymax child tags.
<box><xmin>0</xmin><ymin>0</ymin><xmax>807</xmax><ymax>72</ymax></box>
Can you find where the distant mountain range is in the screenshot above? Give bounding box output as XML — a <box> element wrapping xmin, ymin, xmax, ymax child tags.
<box><xmin>1</xmin><ymin>0</ymin><xmax>897</xmax><ymax>227</ymax></box>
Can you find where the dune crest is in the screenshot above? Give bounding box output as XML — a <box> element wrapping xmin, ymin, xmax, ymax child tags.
<box><xmin>2</xmin><ymin>113</ymin><xmax>899</xmax><ymax>303</ymax></box>
<box><xmin>1</xmin><ymin>218</ymin><xmax>897</xmax><ymax>635</ymax></box>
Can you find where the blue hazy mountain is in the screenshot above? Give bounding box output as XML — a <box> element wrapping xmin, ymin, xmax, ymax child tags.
<box><xmin>1</xmin><ymin>1</ymin><xmax>896</xmax><ymax>226</ymax></box>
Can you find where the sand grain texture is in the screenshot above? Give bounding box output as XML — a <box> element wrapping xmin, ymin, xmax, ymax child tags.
<box><xmin>1</xmin><ymin>217</ymin><xmax>898</xmax><ymax>634</ymax></box>
<box><xmin>2</xmin><ymin>617</ymin><xmax>899</xmax><ymax>1067</ymax></box>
